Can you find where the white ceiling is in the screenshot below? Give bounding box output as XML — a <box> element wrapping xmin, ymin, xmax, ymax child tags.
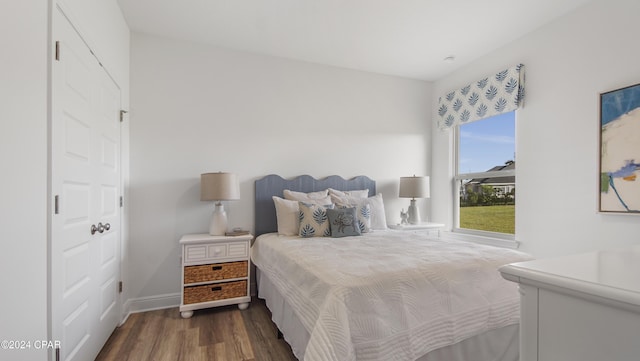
<box><xmin>117</xmin><ymin>0</ymin><xmax>592</xmax><ymax>81</ymax></box>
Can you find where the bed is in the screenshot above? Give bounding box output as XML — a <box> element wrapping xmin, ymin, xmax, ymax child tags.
<box><xmin>251</xmin><ymin>174</ymin><xmax>532</xmax><ymax>361</ymax></box>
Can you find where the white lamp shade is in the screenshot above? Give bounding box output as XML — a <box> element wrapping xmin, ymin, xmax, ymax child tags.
<box><xmin>201</xmin><ymin>172</ymin><xmax>240</xmax><ymax>201</ymax></box>
<box><xmin>399</xmin><ymin>176</ymin><xmax>430</xmax><ymax>199</ymax></box>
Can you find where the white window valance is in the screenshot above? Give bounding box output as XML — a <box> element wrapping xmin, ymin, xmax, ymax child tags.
<box><xmin>437</xmin><ymin>64</ymin><xmax>525</xmax><ymax>130</ymax></box>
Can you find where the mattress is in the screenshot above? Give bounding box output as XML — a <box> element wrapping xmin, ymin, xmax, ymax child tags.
<box><xmin>251</xmin><ymin>230</ymin><xmax>533</xmax><ymax>361</ymax></box>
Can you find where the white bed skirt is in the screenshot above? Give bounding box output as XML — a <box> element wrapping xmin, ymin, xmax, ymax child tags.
<box><xmin>257</xmin><ymin>269</ymin><xmax>519</xmax><ymax>361</ymax></box>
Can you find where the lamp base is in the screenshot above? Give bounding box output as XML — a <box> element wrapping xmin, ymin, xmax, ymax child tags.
<box><xmin>407</xmin><ymin>199</ymin><xmax>421</xmax><ymax>224</ymax></box>
<box><xmin>209</xmin><ymin>203</ymin><xmax>228</xmax><ymax>236</ymax></box>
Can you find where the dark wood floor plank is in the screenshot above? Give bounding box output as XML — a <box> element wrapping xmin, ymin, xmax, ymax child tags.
<box><xmin>196</xmin><ymin>307</ymin><xmax>228</xmax><ymax>346</ymax></box>
<box><xmin>241</xmin><ymin>299</ymin><xmax>297</xmax><ymax>361</ymax></box>
<box><xmin>176</xmin><ymin>328</ymin><xmax>202</xmax><ymax>361</ymax></box>
<box><xmin>148</xmin><ymin>311</ymin><xmax>187</xmax><ymax>361</ymax></box>
<box><xmin>123</xmin><ymin>310</ymin><xmax>166</xmax><ymax>360</ymax></box>
<box><xmin>227</xmin><ymin>310</ymin><xmax>255</xmax><ymax>360</ymax></box>
<box><xmin>95</xmin><ymin>298</ymin><xmax>297</xmax><ymax>361</ymax></box>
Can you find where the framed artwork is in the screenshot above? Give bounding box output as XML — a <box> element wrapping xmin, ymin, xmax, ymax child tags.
<box><xmin>599</xmin><ymin>83</ymin><xmax>640</xmax><ymax>213</ymax></box>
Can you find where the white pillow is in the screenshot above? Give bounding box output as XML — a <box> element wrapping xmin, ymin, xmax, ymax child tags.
<box><xmin>272</xmin><ymin>196</ymin><xmax>301</xmax><ymax>236</ymax></box>
<box><xmin>283</xmin><ymin>189</ymin><xmax>332</xmax><ymax>205</ymax></box>
<box><xmin>333</xmin><ymin>193</ymin><xmax>387</xmax><ymax>230</ymax></box>
<box><xmin>365</xmin><ymin>194</ymin><xmax>387</xmax><ymax>230</ymax></box>
<box><xmin>328</xmin><ymin>188</ymin><xmax>369</xmax><ymax>199</ymax></box>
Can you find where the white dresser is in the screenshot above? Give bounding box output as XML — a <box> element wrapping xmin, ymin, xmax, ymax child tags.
<box><xmin>179</xmin><ymin>233</ymin><xmax>252</xmax><ymax>318</ymax></box>
<box><xmin>500</xmin><ymin>246</ymin><xmax>640</xmax><ymax>361</ymax></box>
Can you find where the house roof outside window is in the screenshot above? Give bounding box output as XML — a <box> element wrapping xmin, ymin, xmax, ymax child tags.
<box><xmin>467</xmin><ymin>161</ymin><xmax>515</xmax><ymax>185</ymax></box>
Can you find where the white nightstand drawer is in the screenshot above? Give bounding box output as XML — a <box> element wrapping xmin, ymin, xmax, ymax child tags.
<box><xmin>185</xmin><ymin>241</ymin><xmax>250</xmax><ymax>263</ymax></box>
<box><xmin>184</xmin><ymin>244</ymin><xmax>208</xmax><ymax>262</ymax></box>
<box><xmin>185</xmin><ymin>244</ymin><xmax>234</xmax><ymax>262</ymax></box>
<box><xmin>207</xmin><ymin>244</ymin><xmax>228</xmax><ymax>259</ymax></box>
<box><xmin>228</xmin><ymin>242</ymin><xmax>248</xmax><ymax>257</ymax></box>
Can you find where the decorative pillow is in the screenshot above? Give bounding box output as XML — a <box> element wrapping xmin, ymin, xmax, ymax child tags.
<box><xmin>336</xmin><ymin>203</ymin><xmax>371</xmax><ymax>233</ymax></box>
<box><xmin>327</xmin><ymin>207</ymin><xmax>362</xmax><ymax>238</ymax></box>
<box><xmin>272</xmin><ymin>196</ymin><xmax>301</xmax><ymax>236</ymax></box>
<box><xmin>365</xmin><ymin>193</ymin><xmax>387</xmax><ymax>230</ymax></box>
<box><xmin>298</xmin><ymin>202</ymin><xmax>334</xmax><ymax>237</ymax></box>
<box><xmin>331</xmin><ymin>193</ymin><xmax>387</xmax><ymax>230</ymax></box>
<box><xmin>328</xmin><ymin>188</ymin><xmax>369</xmax><ymax>199</ymax></box>
<box><xmin>283</xmin><ymin>189</ymin><xmax>332</xmax><ymax>205</ymax></box>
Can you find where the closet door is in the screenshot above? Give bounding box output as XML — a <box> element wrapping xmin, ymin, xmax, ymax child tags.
<box><xmin>51</xmin><ymin>7</ymin><xmax>121</xmax><ymax>361</ymax></box>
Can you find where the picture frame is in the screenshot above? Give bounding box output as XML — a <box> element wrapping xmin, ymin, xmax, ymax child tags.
<box><xmin>599</xmin><ymin>82</ymin><xmax>640</xmax><ymax>213</ymax></box>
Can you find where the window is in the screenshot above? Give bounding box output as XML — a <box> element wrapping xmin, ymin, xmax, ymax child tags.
<box><xmin>454</xmin><ymin>111</ymin><xmax>515</xmax><ymax>238</ymax></box>
<box><xmin>435</xmin><ymin>64</ymin><xmax>524</xmax><ymax>239</ymax></box>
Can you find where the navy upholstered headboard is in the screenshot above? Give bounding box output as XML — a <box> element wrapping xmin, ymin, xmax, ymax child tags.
<box><xmin>254</xmin><ymin>174</ymin><xmax>376</xmax><ymax>236</ymax></box>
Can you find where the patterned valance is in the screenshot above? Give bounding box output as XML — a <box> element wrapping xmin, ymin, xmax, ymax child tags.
<box><xmin>437</xmin><ymin>64</ymin><xmax>525</xmax><ymax>130</ymax></box>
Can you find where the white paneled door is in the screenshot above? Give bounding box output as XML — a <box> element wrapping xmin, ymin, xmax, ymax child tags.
<box><xmin>51</xmin><ymin>8</ymin><xmax>121</xmax><ymax>361</ymax></box>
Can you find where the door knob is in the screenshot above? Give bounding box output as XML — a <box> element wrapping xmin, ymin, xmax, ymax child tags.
<box><xmin>90</xmin><ymin>222</ymin><xmax>111</xmax><ymax>235</ymax></box>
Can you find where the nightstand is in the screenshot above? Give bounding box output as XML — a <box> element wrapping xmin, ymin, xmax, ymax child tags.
<box><xmin>388</xmin><ymin>222</ymin><xmax>445</xmax><ymax>237</ymax></box>
<box><xmin>179</xmin><ymin>233</ymin><xmax>252</xmax><ymax>318</ymax></box>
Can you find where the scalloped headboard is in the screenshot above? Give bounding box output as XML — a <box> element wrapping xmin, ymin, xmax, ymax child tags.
<box><xmin>254</xmin><ymin>174</ymin><xmax>376</xmax><ymax>236</ymax></box>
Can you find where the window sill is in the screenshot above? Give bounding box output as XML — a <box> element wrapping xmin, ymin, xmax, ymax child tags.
<box><xmin>440</xmin><ymin>230</ymin><xmax>520</xmax><ymax>249</ymax></box>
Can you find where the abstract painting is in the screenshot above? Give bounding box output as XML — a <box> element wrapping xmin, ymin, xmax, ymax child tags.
<box><xmin>600</xmin><ymin>83</ymin><xmax>640</xmax><ymax>213</ymax></box>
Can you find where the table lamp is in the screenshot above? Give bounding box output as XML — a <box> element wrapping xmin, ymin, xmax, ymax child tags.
<box><xmin>201</xmin><ymin>172</ymin><xmax>240</xmax><ymax>235</ymax></box>
<box><xmin>399</xmin><ymin>175</ymin><xmax>430</xmax><ymax>224</ymax></box>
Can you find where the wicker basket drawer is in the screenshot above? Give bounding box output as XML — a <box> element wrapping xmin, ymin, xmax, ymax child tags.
<box><xmin>184</xmin><ymin>261</ymin><xmax>248</xmax><ymax>284</ymax></box>
<box><xmin>183</xmin><ymin>280</ymin><xmax>247</xmax><ymax>304</ymax></box>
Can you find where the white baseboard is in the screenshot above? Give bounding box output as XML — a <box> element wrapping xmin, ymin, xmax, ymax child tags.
<box><xmin>120</xmin><ymin>292</ymin><xmax>181</xmax><ymax>324</ymax></box>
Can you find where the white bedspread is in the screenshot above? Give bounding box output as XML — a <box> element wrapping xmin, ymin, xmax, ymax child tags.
<box><xmin>251</xmin><ymin>231</ymin><xmax>532</xmax><ymax>361</ymax></box>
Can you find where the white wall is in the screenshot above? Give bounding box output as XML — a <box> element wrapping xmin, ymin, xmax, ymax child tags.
<box><xmin>431</xmin><ymin>0</ymin><xmax>640</xmax><ymax>258</ymax></box>
<box><xmin>0</xmin><ymin>2</ymin><xmax>48</xmax><ymax>360</ymax></box>
<box><xmin>128</xmin><ymin>33</ymin><xmax>432</xmax><ymax>305</ymax></box>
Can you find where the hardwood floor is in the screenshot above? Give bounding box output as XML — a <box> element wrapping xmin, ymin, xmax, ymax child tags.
<box><xmin>95</xmin><ymin>298</ymin><xmax>297</xmax><ymax>361</ymax></box>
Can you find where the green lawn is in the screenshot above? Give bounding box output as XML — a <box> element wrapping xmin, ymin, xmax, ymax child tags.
<box><xmin>459</xmin><ymin>205</ymin><xmax>515</xmax><ymax>234</ymax></box>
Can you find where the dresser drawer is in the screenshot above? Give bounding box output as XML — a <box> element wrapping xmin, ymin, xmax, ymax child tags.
<box><xmin>227</xmin><ymin>242</ymin><xmax>248</xmax><ymax>258</ymax></box>
<box><xmin>184</xmin><ymin>260</ymin><xmax>248</xmax><ymax>284</ymax></box>
<box><xmin>184</xmin><ymin>241</ymin><xmax>249</xmax><ymax>263</ymax></box>
<box><xmin>184</xmin><ymin>244</ymin><xmax>216</xmax><ymax>262</ymax></box>
<box><xmin>183</xmin><ymin>280</ymin><xmax>247</xmax><ymax>304</ymax></box>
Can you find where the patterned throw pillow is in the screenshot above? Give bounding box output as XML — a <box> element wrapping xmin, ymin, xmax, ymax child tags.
<box><xmin>337</xmin><ymin>203</ymin><xmax>371</xmax><ymax>233</ymax></box>
<box><xmin>327</xmin><ymin>207</ymin><xmax>362</xmax><ymax>238</ymax></box>
<box><xmin>331</xmin><ymin>193</ymin><xmax>387</xmax><ymax>230</ymax></box>
<box><xmin>298</xmin><ymin>202</ymin><xmax>334</xmax><ymax>237</ymax></box>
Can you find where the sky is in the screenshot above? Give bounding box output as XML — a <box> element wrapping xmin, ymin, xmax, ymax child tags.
<box><xmin>458</xmin><ymin>111</ymin><xmax>515</xmax><ymax>174</ymax></box>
